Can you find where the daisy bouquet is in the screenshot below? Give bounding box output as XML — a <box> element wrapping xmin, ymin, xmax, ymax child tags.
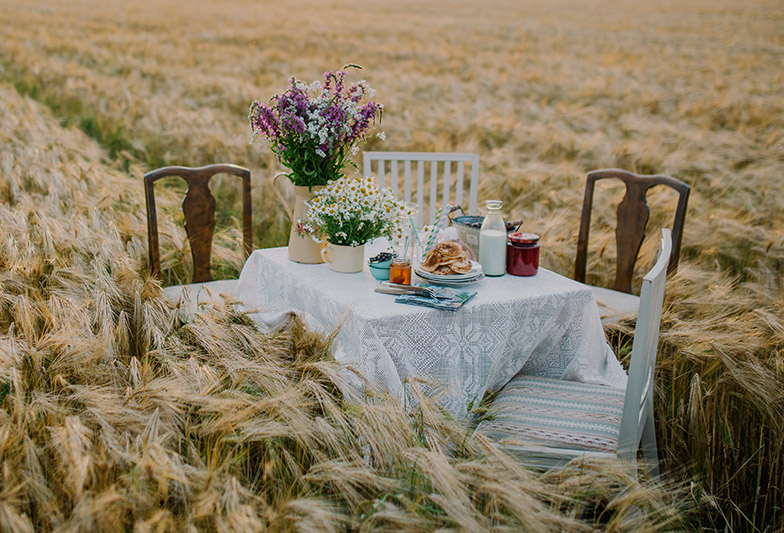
<box><xmin>307</xmin><ymin>175</ymin><xmax>407</xmax><ymax>246</ymax></box>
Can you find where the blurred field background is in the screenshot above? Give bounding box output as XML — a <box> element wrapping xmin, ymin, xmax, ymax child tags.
<box><xmin>1</xmin><ymin>0</ymin><xmax>783</xmax><ymax>530</ymax></box>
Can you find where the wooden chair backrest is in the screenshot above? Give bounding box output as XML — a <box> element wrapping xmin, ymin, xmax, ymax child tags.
<box><xmin>144</xmin><ymin>164</ymin><xmax>252</xmax><ymax>283</ymax></box>
<box><xmin>617</xmin><ymin>229</ymin><xmax>671</xmax><ymax>462</ymax></box>
<box><xmin>362</xmin><ymin>152</ymin><xmax>480</xmax><ymax>226</ymax></box>
<box><xmin>574</xmin><ymin>169</ymin><xmax>689</xmax><ymax>294</ymax></box>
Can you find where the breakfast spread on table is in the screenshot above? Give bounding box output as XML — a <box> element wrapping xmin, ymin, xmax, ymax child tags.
<box><xmin>368</xmin><ymin>203</ymin><xmax>539</xmax><ymax>308</ymax></box>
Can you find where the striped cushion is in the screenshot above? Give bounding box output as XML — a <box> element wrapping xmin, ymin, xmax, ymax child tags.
<box><xmin>476</xmin><ymin>375</ymin><xmax>626</xmax><ymax>453</ymax></box>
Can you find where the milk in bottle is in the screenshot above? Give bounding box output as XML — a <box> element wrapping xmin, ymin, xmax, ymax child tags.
<box><xmin>478</xmin><ymin>200</ymin><xmax>507</xmax><ymax>276</ymax></box>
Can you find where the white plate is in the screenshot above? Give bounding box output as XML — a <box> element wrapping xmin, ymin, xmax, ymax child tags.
<box><xmin>415</xmin><ymin>260</ymin><xmax>483</xmax><ymax>281</ymax></box>
<box><xmin>417</xmin><ymin>272</ymin><xmax>485</xmax><ymax>287</ymax></box>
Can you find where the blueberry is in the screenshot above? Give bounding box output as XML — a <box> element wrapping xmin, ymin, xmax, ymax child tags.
<box><xmin>369</xmin><ymin>251</ymin><xmax>396</xmax><ymax>263</ymax></box>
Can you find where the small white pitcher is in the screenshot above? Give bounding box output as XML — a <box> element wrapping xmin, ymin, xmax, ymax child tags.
<box><xmin>320</xmin><ymin>243</ymin><xmax>365</xmax><ymax>273</ymax></box>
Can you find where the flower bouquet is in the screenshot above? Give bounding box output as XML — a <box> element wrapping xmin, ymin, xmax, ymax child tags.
<box><xmin>249</xmin><ymin>65</ymin><xmax>383</xmax><ymax>263</ymax></box>
<box><xmin>308</xmin><ymin>175</ymin><xmax>406</xmax><ymax>246</ymax></box>
<box><xmin>307</xmin><ymin>175</ymin><xmax>407</xmax><ymax>272</ymax></box>
<box><xmin>249</xmin><ymin>65</ymin><xmax>383</xmax><ymax>188</ymax></box>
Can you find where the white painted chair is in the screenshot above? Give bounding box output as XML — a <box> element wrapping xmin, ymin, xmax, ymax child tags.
<box><xmin>362</xmin><ymin>152</ymin><xmax>480</xmax><ymax>226</ymax></box>
<box><xmin>475</xmin><ymin>229</ymin><xmax>672</xmax><ymax>478</ymax></box>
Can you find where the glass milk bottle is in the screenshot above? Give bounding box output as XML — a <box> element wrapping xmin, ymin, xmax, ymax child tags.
<box><xmin>479</xmin><ymin>200</ymin><xmax>507</xmax><ymax>276</ymax></box>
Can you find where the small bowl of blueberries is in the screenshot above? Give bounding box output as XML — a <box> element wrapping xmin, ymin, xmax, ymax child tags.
<box><xmin>368</xmin><ymin>251</ymin><xmax>396</xmax><ymax>281</ymax></box>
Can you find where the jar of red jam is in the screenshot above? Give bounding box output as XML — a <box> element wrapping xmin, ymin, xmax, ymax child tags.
<box><xmin>506</xmin><ymin>232</ymin><xmax>539</xmax><ymax>276</ymax></box>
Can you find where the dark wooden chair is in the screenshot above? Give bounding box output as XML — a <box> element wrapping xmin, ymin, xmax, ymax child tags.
<box><xmin>574</xmin><ymin>169</ymin><xmax>689</xmax><ymax>322</ymax></box>
<box><xmin>144</xmin><ymin>163</ymin><xmax>252</xmax><ymax>307</ymax></box>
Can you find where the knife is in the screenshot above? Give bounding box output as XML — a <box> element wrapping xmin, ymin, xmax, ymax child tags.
<box><xmin>380</xmin><ymin>282</ymin><xmax>431</xmax><ymax>294</ymax></box>
<box><xmin>375</xmin><ymin>287</ymin><xmax>420</xmax><ymax>295</ymax></box>
<box><xmin>377</xmin><ymin>283</ymin><xmax>457</xmax><ymax>301</ymax></box>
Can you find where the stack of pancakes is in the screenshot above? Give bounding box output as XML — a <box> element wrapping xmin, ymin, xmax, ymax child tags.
<box><xmin>420</xmin><ymin>240</ymin><xmax>473</xmax><ymax>275</ymax></box>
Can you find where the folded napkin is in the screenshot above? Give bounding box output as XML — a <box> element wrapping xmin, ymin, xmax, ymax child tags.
<box><xmin>394</xmin><ymin>285</ymin><xmax>477</xmax><ymax>311</ymax></box>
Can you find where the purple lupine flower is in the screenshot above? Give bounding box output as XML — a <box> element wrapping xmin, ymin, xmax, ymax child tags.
<box><xmin>348</xmin><ymin>82</ymin><xmax>365</xmax><ymax>104</ymax></box>
<box><xmin>323</xmin><ymin>69</ymin><xmax>345</xmax><ymax>98</ymax></box>
<box><xmin>349</xmin><ymin>101</ymin><xmax>380</xmax><ymax>140</ymax></box>
<box><xmin>335</xmin><ymin>70</ymin><xmax>345</xmax><ymax>96</ymax></box>
<box><xmin>248</xmin><ymin>101</ymin><xmax>281</xmax><ymax>139</ymax></box>
<box><xmin>282</xmin><ymin>114</ymin><xmax>306</xmax><ymax>135</ymax></box>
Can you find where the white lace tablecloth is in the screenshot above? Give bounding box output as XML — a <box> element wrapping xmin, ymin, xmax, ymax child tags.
<box><xmin>235</xmin><ymin>243</ymin><xmax>627</xmax><ymax>420</ymax></box>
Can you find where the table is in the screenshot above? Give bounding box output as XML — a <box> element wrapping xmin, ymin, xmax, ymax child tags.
<box><xmin>234</xmin><ymin>243</ymin><xmax>627</xmax><ymax>420</ymax></box>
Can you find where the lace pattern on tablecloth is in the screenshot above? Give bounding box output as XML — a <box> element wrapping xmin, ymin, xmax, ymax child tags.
<box><xmin>235</xmin><ymin>247</ymin><xmax>627</xmax><ymax>420</ymax></box>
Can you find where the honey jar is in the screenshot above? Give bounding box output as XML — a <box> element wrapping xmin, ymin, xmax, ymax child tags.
<box><xmin>506</xmin><ymin>232</ymin><xmax>539</xmax><ymax>276</ymax></box>
<box><xmin>389</xmin><ymin>258</ymin><xmax>412</xmax><ymax>285</ymax></box>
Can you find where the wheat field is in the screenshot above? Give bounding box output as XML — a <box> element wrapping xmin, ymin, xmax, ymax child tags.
<box><xmin>1</xmin><ymin>0</ymin><xmax>783</xmax><ymax>530</ymax></box>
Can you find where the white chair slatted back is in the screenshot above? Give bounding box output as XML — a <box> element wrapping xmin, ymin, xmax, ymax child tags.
<box><xmin>617</xmin><ymin>228</ymin><xmax>672</xmax><ymax>475</ymax></box>
<box><xmin>362</xmin><ymin>152</ymin><xmax>480</xmax><ymax>226</ymax></box>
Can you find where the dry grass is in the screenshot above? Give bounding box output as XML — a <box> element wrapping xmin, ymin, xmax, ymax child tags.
<box><xmin>1</xmin><ymin>0</ymin><xmax>783</xmax><ymax>529</ymax></box>
<box><xmin>0</xmin><ymin>86</ymin><xmax>685</xmax><ymax>530</ymax></box>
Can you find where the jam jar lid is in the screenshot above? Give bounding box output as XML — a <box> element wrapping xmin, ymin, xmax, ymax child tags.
<box><xmin>508</xmin><ymin>232</ymin><xmax>540</xmax><ymax>245</ymax></box>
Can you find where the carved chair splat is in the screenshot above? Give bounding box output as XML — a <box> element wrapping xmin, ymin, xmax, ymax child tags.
<box><xmin>574</xmin><ymin>168</ymin><xmax>689</xmax><ymax>294</ymax></box>
<box><xmin>144</xmin><ymin>164</ymin><xmax>252</xmax><ymax>283</ymax></box>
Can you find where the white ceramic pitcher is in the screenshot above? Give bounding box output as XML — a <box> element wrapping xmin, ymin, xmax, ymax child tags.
<box><xmin>272</xmin><ymin>172</ymin><xmax>326</xmax><ymax>264</ymax></box>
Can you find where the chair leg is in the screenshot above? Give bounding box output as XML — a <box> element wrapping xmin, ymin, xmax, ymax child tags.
<box><xmin>640</xmin><ymin>396</ymin><xmax>660</xmax><ymax>479</ymax></box>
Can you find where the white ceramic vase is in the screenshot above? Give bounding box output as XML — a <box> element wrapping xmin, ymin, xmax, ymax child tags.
<box><xmin>320</xmin><ymin>243</ymin><xmax>365</xmax><ymax>273</ymax></box>
<box><xmin>272</xmin><ymin>173</ymin><xmax>326</xmax><ymax>264</ymax></box>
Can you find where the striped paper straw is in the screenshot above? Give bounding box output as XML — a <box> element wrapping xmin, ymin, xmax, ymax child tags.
<box><xmin>423</xmin><ymin>205</ymin><xmax>446</xmax><ymax>259</ymax></box>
